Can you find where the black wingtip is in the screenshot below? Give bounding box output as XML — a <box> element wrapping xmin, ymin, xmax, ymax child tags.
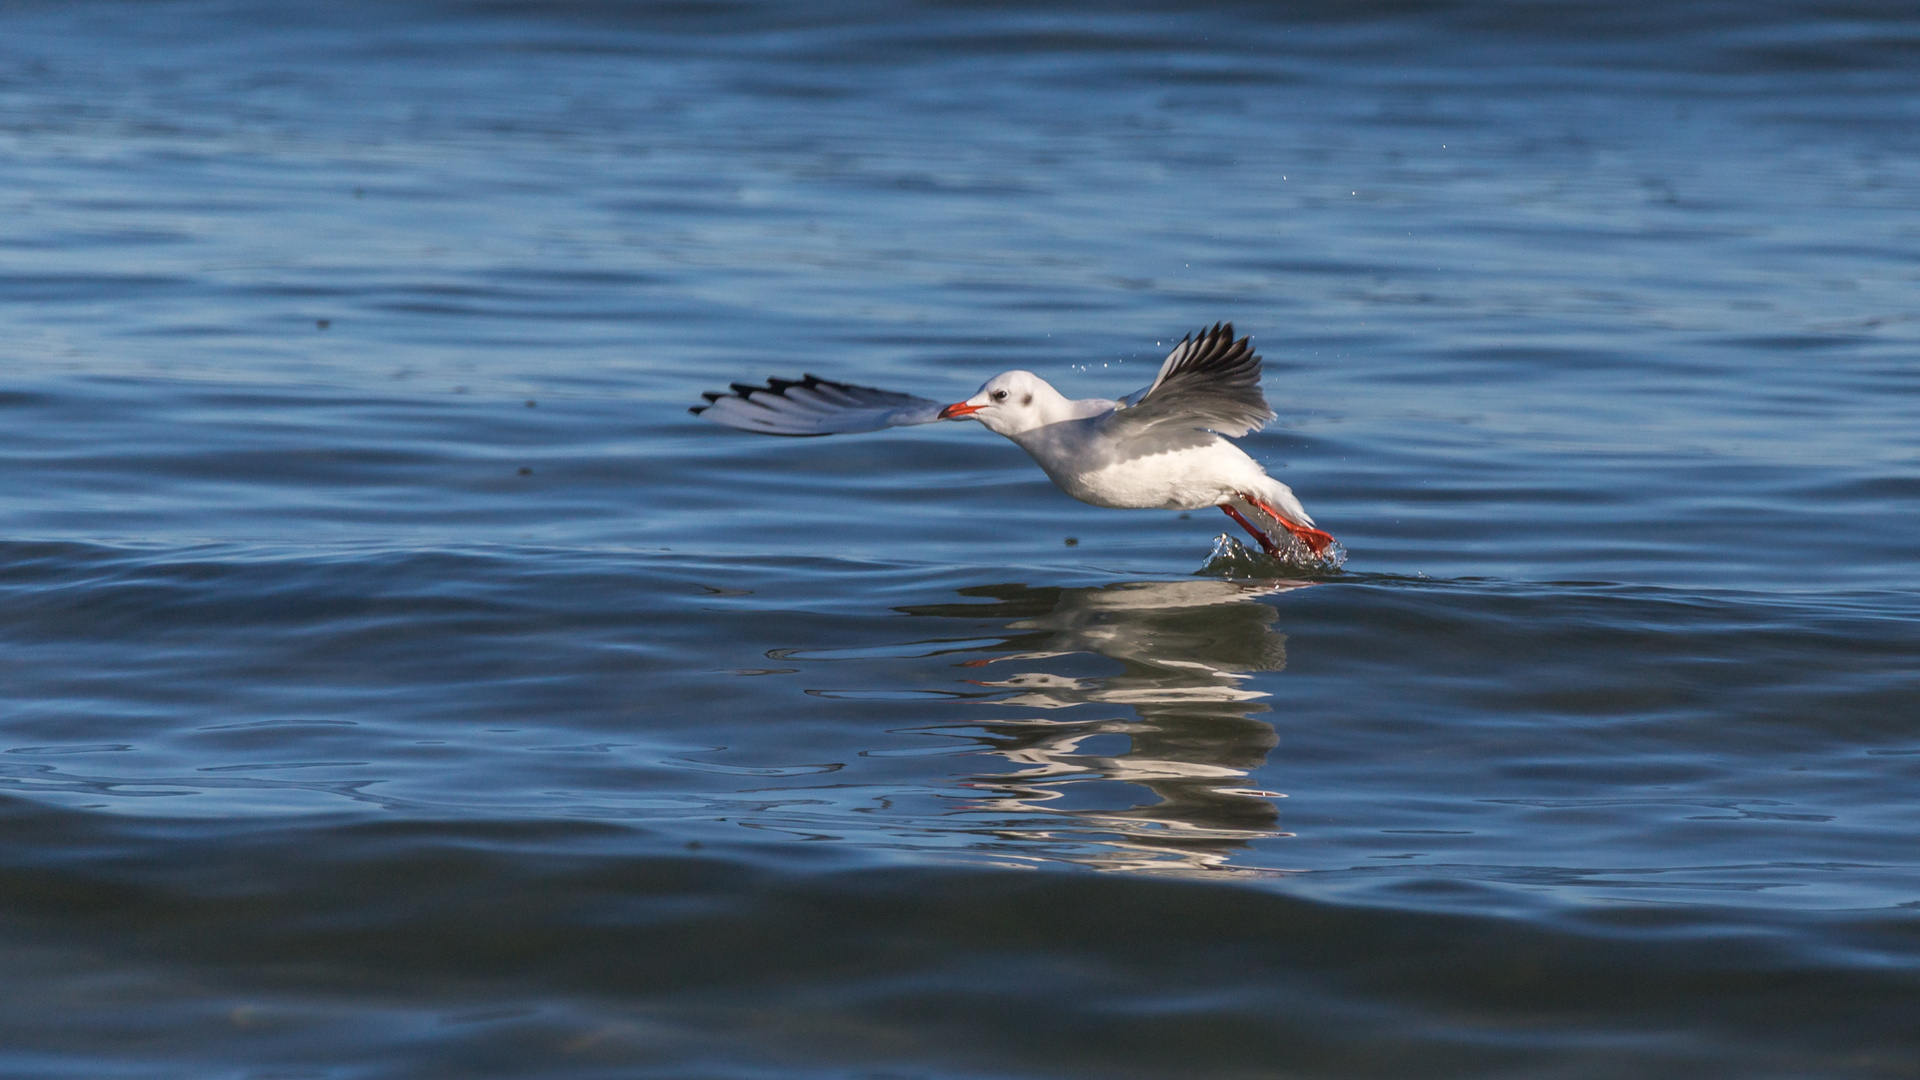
<box><xmin>691</xmin><ymin>371</ymin><xmax>918</xmax><ymax>430</ymax></box>
<box><xmin>1166</xmin><ymin>321</ymin><xmax>1259</xmax><ymax>383</ymax></box>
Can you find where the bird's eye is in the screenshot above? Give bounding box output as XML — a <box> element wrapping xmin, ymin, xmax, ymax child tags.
<box><xmin>991</xmin><ymin>389</ymin><xmax>1009</xmax><ymax>402</ymax></box>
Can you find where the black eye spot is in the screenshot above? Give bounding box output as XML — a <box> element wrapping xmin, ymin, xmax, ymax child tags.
<box><xmin>1022</xmin><ymin>394</ymin><xmax>1032</xmax><ymax>406</ymax></box>
<box><xmin>992</xmin><ymin>389</ymin><xmax>1009</xmax><ymax>402</ymax></box>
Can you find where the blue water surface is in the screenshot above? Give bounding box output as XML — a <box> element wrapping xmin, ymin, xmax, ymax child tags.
<box><xmin>1</xmin><ymin>2</ymin><xmax>1917</xmax><ymax>1076</ymax></box>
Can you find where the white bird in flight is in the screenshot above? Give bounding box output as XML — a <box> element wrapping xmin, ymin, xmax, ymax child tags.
<box><xmin>691</xmin><ymin>323</ymin><xmax>1339</xmax><ymax>563</ymax></box>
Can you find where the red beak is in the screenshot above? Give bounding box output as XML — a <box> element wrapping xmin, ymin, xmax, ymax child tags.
<box><xmin>938</xmin><ymin>401</ymin><xmax>983</xmax><ymax>419</ymax></box>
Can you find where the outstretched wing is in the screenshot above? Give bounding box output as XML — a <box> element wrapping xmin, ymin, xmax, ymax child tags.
<box><xmin>691</xmin><ymin>374</ymin><xmax>945</xmax><ymax>436</ymax></box>
<box><xmin>1108</xmin><ymin>322</ymin><xmax>1273</xmax><ymax>438</ymax></box>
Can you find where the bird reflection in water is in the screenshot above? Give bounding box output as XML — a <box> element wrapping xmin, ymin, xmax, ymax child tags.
<box><xmin>900</xmin><ymin>578</ymin><xmax>1307</xmax><ymax>876</ymax></box>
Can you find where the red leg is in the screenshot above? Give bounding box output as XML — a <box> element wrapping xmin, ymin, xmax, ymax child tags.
<box><xmin>1219</xmin><ymin>504</ymin><xmax>1282</xmax><ymax>556</ymax></box>
<box><xmin>1245</xmin><ymin>496</ymin><xmax>1336</xmax><ymax>555</ymax></box>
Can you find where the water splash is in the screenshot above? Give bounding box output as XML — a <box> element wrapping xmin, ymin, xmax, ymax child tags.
<box><xmin>1210</xmin><ymin>498</ymin><xmax>1350</xmax><ymax>576</ymax></box>
<box><xmin>1198</xmin><ymin>533</ymin><xmax>1347</xmax><ymax>578</ymax></box>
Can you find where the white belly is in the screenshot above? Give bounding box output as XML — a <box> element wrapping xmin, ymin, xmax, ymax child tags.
<box><xmin>1024</xmin><ymin>434</ymin><xmax>1267</xmax><ymax>511</ymax></box>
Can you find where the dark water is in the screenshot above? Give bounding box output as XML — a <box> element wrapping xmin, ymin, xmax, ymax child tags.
<box><xmin>3</xmin><ymin>2</ymin><xmax>1919</xmax><ymax>1075</ymax></box>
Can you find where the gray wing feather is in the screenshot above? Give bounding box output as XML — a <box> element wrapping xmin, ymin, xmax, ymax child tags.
<box><xmin>691</xmin><ymin>374</ymin><xmax>944</xmax><ymax>436</ymax></box>
<box><xmin>1109</xmin><ymin>322</ymin><xmax>1273</xmax><ymax>438</ymax></box>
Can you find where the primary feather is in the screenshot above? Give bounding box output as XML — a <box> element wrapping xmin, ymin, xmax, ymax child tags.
<box><xmin>1111</xmin><ymin>322</ymin><xmax>1273</xmax><ymax>439</ymax></box>
<box><xmin>690</xmin><ymin>374</ymin><xmax>944</xmax><ymax>436</ymax></box>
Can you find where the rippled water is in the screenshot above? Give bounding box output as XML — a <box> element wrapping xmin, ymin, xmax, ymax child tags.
<box><xmin>3</xmin><ymin>2</ymin><xmax>1918</xmax><ymax>1076</ymax></box>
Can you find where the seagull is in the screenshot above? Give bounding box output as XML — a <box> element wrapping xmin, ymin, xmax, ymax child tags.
<box><xmin>690</xmin><ymin>323</ymin><xmax>1338</xmax><ymax>563</ymax></box>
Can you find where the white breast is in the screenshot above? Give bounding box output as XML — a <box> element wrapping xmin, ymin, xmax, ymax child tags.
<box><xmin>1016</xmin><ymin>426</ymin><xmax>1267</xmax><ymax>511</ymax></box>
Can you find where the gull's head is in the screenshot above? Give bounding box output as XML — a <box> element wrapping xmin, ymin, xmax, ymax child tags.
<box><xmin>937</xmin><ymin>371</ymin><xmax>1065</xmax><ymax>436</ymax></box>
